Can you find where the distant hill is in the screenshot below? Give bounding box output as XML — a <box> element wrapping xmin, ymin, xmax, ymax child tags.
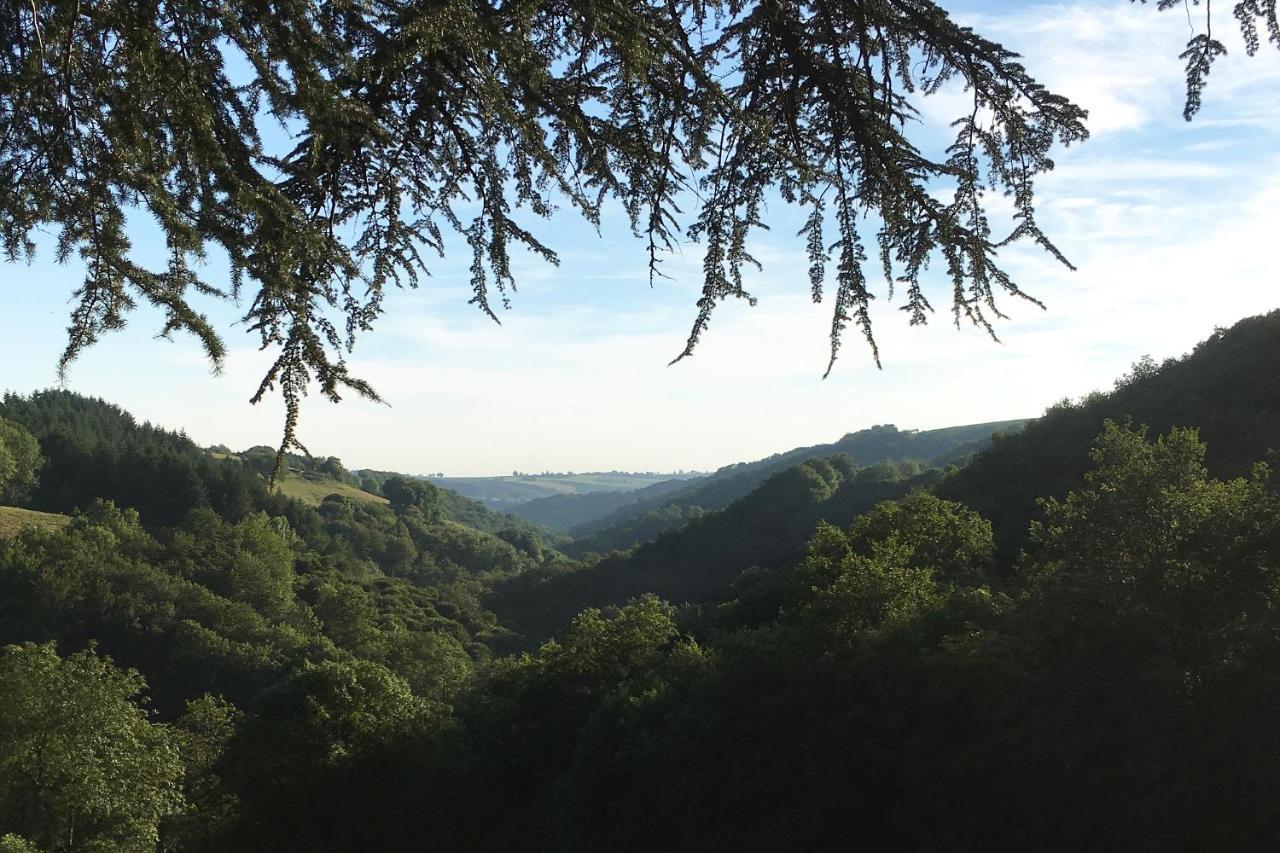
<box><xmin>489</xmin><ymin>456</ymin><xmax>934</xmax><ymax>641</ymax></box>
<box><xmin>0</xmin><ymin>390</ymin><xmax>566</xmax><ymax>550</ymax></box>
<box><xmin>227</xmin><ymin>451</ymin><xmax>571</xmax><ymax>548</ymax></box>
<box><xmin>507</xmin><ymin>477</ymin><xmax>695</xmax><ymax>532</ymax></box>
<box><xmin>431</xmin><ymin>471</ymin><xmax>705</xmax><ymax>509</ymax></box>
<box><xmin>494</xmin><ymin>311</ymin><xmax>1280</xmax><ymax>640</ymax></box>
<box><xmin>566</xmin><ymin>420</ymin><xmax>1026</xmax><ymax>555</ymax></box>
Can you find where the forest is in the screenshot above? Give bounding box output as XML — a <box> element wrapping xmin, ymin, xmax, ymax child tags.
<box><xmin>1</xmin><ymin>311</ymin><xmax>1279</xmax><ymax>851</ymax></box>
<box><xmin>3</xmin><ymin>0</ymin><xmax>1279</xmax><ymax>846</ymax></box>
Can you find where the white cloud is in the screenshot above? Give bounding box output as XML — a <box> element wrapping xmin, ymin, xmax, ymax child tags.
<box><xmin>913</xmin><ymin>3</ymin><xmax>1185</xmax><ymax>136</ymax></box>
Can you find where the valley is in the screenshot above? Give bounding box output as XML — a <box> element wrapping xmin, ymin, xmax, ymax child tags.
<box><xmin>2</xmin><ymin>312</ymin><xmax>1278</xmax><ymax>849</ymax></box>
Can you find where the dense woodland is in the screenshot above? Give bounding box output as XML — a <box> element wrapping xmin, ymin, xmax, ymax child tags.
<box><xmin>2</xmin><ymin>312</ymin><xmax>1280</xmax><ymax>850</ymax></box>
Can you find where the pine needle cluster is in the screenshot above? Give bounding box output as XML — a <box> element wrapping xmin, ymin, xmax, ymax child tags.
<box><xmin>2</xmin><ymin>1</ymin><xmax>1274</xmax><ymax>461</ymax></box>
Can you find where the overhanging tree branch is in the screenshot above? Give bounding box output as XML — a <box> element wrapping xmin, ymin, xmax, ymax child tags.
<box><xmin>0</xmin><ymin>0</ymin><xmax>1273</xmax><ymax>465</ymax></box>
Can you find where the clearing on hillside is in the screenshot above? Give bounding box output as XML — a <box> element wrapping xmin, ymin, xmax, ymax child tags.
<box><xmin>274</xmin><ymin>472</ymin><xmax>389</xmax><ymax>507</ymax></box>
<box><xmin>0</xmin><ymin>506</ymin><xmax>70</xmax><ymax>538</ymax></box>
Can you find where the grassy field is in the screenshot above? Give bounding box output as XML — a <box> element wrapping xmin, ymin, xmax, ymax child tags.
<box><xmin>1</xmin><ymin>475</ymin><xmax>380</xmax><ymax>538</ymax></box>
<box><xmin>0</xmin><ymin>506</ymin><xmax>71</xmax><ymax>538</ymax></box>
<box><xmin>274</xmin><ymin>472</ymin><xmax>389</xmax><ymax>507</ymax></box>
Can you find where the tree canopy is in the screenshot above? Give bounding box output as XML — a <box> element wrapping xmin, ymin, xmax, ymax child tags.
<box><xmin>2</xmin><ymin>0</ymin><xmax>1276</xmax><ymax>454</ymax></box>
<box><xmin>0</xmin><ymin>642</ymin><xmax>185</xmax><ymax>852</ymax></box>
<box><xmin>0</xmin><ymin>418</ymin><xmax>42</xmax><ymax>506</ymax></box>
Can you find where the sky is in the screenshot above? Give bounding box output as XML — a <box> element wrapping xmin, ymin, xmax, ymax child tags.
<box><xmin>3</xmin><ymin>1</ymin><xmax>1278</xmax><ymax>476</ymax></box>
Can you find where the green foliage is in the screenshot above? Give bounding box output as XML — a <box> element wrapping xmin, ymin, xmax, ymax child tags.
<box><xmin>0</xmin><ymin>391</ymin><xmax>267</xmax><ymax>527</ymax></box>
<box><xmin>456</xmin><ymin>597</ymin><xmax>707</xmax><ymax>848</ymax></box>
<box><xmin>453</xmin><ymin>490</ymin><xmax>1005</xmax><ymax>850</ymax></box>
<box><xmin>1025</xmin><ymin>420</ymin><xmax>1280</xmax><ymax>672</ymax></box>
<box><xmin>939</xmin><ymin>310</ymin><xmax>1280</xmax><ymax>561</ymax></box>
<box><xmin>4</xmin><ymin>317</ymin><xmax>1280</xmax><ymax>848</ymax></box>
<box><xmin>0</xmin><ymin>835</ymin><xmax>40</xmax><ymax>853</ymax></box>
<box><xmin>0</xmin><ymin>643</ymin><xmax>185</xmax><ymax>852</ymax></box>
<box><xmin>0</xmin><ymin>502</ymin><xmax>322</xmax><ymax>712</ymax></box>
<box><xmin>469</xmin><ymin>423</ymin><xmax>1280</xmax><ymax>850</ymax></box>
<box><xmin>168</xmin><ymin>510</ymin><xmax>298</xmax><ymax>618</ymax></box>
<box><xmin>234</xmin><ymin>659</ymin><xmax>435</xmax><ymax>773</ymax></box>
<box><xmin>382</xmin><ymin>476</ymin><xmax>445</xmax><ymax>522</ymax></box>
<box><xmin>237</xmin><ymin>449</ymin><xmax>360</xmax><ymax>489</ymax></box>
<box><xmin>310</xmin><ymin>416</ymin><xmax>1272</xmax><ymax>851</ymax></box>
<box><xmin>566</xmin><ymin>502</ymin><xmax>708</xmax><ymax>556</ymax></box>
<box><xmin>0</xmin><ymin>489</ymin><xmax>508</xmax><ymax>719</ymax></box>
<box><xmin>411</xmin><ymin>521</ymin><xmax>530</xmax><ymax>579</ymax></box>
<box><xmin>996</xmin><ymin>423</ymin><xmax>1280</xmax><ymax>848</ymax></box>
<box><xmin>220</xmin><ymin>659</ymin><xmax>443</xmax><ymax>851</ymax></box>
<box><xmin>163</xmin><ymin>696</ymin><xmax>242</xmax><ymax>851</ymax></box>
<box><xmin>792</xmin><ymin>527</ymin><xmax>947</xmax><ymax>645</ymax></box>
<box><xmin>362</xmin><ymin>469</ymin><xmax>570</xmax><ymax>549</ymax></box>
<box><xmin>0</xmin><ymin>417</ymin><xmax>41</xmax><ymax>506</ymax></box>
<box><xmin>845</xmin><ymin>490</ymin><xmax>994</xmax><ymax>585</ymax></box>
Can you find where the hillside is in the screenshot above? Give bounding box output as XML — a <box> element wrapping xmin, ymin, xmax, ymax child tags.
<box><xmin>0</xmin><ymin>391</ymin><xmax>574</xmax><ymax>719</ymax></box>
<box><xmin>0</xmin><ymin>506</ymin><xmax>69</xmax><ymax>538</ymax></box>
<box><xmin>566</xmin><ymin>419</ymin><xmax>1025</xmax><ymax>554</ymax></box>
<box><xmin>493</xmin><ymin>311</ymin><xmax>1280</xmax><ymax>641</ymax></box>
<box><xmin>205</xmin><ymin>445</ymin><xmax>567</xmax><ymax>549</ymax></box>
<box><xmin>274</xmin><ymin>471</ymin><xmax>390</xmax><ymax>507</ymax></box>
<box><xmin>1</xmin><ymin>390</ymin><xmax>269</xmax><ymax>527</ymax></box>
<box><xmin>490</xmin><ymin>457</ymin><xmax>934</xmax><ymax>640</ymax></box>
<box><xmin>5</xmin><ymin>312</ymin><xmax>1280</xmax><ymax>850</ymax></box>
<box><xmin>431</xmin><ymin>485</ymin><xmax>571</xmax><ymax>548</ymax></box>
<box><xmin>939</xmin><ymin>311</ymin><xmax>1280</xmax><ymax>561</ymax></box>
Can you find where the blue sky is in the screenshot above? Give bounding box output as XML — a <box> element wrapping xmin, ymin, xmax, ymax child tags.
<box><xmin>3</xmin><ymin>0</ymin><xmax>1278</xmax><ymax>475</ymax></box>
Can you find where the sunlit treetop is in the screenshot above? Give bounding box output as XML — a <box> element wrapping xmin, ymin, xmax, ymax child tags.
<box><xmin>1</xmin><ymin>0</ymin><xmax>1275</xmax><ymax>459</ymax></box>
